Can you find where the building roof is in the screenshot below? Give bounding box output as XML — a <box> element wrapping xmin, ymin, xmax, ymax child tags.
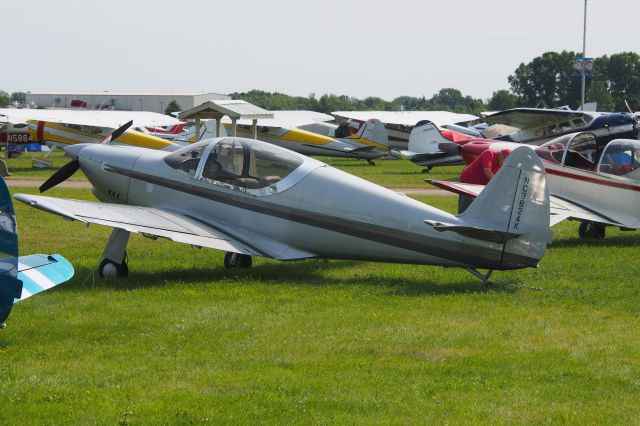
<box><xmin>179</xmin><ymin>100</ymin><xmax>273</xmax><ymax>121</ymax></box>
<box><xmin>26</xmin><ymin>91</ymin><xmax>228</xmax><ymax>97</ymax></box>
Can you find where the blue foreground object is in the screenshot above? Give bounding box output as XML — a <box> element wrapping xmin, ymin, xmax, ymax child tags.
<box><xmin>0</xmin><ymin>175</ymin><xmax>74</xmax><ymax>326</ymax></box>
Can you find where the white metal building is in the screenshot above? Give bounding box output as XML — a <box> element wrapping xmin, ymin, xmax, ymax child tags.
<box><xmin>24</xmin><ymin>92</ymin><xmax>231</xmax><ymax>114</ymax></box>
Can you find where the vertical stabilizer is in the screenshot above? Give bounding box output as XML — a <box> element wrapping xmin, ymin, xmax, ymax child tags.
<box><xmin>461</xmin><ymin>146</ymin><xmax>552</xmax><ymax>268</ymax></box>
<box><xmin>408</xmin><ymin>120</ymin><xmax>452</xmax><ymax>154</ymax></box>
<box><xmin>352</xmin><ymin>119</ymin><xmax>389</xmax><ymax>148</ymax></box>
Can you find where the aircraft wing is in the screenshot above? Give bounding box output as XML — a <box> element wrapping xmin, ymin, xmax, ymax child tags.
<box><xmin>483</xmin><ymin>108</ymin><xmax>592</xmax><ymax>129</ymax></box>
<box><xmin>222</xmin><ymin>110</ymin><xmax>334</xmax><ymax>128</ymax></box>
<box><xmin>14</xmin><ymin>195</ymin><xmax>316</xmax><ymax>260</ymax></box>
<box><xmin>428</xmin><ymin>179</ymin><xmax>627</xmax><ymax>227</ymax></box>
<box><xmin>16</xmin><ymin>254</ymin><xmax>74</xmax><ymax>302</ymax></box>
<box><xmin>0</xmin><ymin>108</ymin><xmax>182</xmax><ymax>129</ymax></box>
<box><xmin>332</xmin><ymin>111</ymin><xmax>478</xmax><ymax>127</ymax></box>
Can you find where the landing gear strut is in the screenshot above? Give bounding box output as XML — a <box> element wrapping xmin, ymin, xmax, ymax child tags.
<box><xmin>98</xmin><ymin>228</ymin><xmax>130</xmax><ymax>278</ymax></box>
<box><xmin>468</xmin><ymin>268</ymin><xmax>493</xmax><ymax>285</ymax></box>
<box><xmin>578</xmin><ymin>221</ymin><xmax>606</xmax><ymax>239</ymax></box>
<box><xmin>224</xmin><ymin>252</ymin><xmax>252</xmax><ymax>269</ymax></box>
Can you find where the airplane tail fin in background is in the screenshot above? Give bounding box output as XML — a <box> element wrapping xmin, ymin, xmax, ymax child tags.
<box><xmin>425</xmin><ymin>146</ymin><xmax>552</xmax><ymax>269</ymax></box>
<box><xmin>0</xmin><ymin>177</ymin><xmax>21</xmax><ymax>324</ymax></box>
<box><xmin>351</xmin><ymin>118</ymin><xmax>389</xmax><ymax>148</ymax></box>
<box><xmin>408</xmin><ymin>120</ymin><xmax>455</xmax><ymax>154</ymax></box>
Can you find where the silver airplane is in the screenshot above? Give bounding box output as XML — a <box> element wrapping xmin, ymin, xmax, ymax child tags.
<box><xmin>15</xmin><ymin>131</ymin><xmax>553</xmax><ymax>284</ymax></box>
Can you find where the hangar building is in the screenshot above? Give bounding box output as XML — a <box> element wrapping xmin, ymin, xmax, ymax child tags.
<box><xmin>24</xmin><ymin>91</ymin><xmax>231</xmax><ymax>114</ymax></box>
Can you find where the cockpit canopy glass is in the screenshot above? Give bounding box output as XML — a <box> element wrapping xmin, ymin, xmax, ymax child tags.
<box><xmin>535</xmin><ymin>132</ymin><xmax>598</xmax><ymax>171</ymax></box>
<box><xmin>598</xmin><ymin>139</ymin><xmax>640</xmax><ymax>178</ymax></box>
<box><xmin>165</xmin><ymin>138</ymin><xmax>305</xmax><ymax>193</ymax></box>
<box><xmin>164</xmin><ymin>140</ymin><xmax>209</xmax><ymax>177</ymax></box>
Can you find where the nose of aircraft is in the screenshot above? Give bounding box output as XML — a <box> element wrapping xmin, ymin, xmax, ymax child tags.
<box><xmin>63</xmin><ymin>143</ymin><xmax>91</xmax><ymax>159</ymax></box>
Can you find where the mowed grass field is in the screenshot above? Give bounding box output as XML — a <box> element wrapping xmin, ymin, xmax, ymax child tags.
<box><xmin>2</xmin><ymin>150</ymin><xmax>460</xmax><ymax>187</ymax></box>
<box><xmin>1</xmin><ymin>154</ymin><xmax>640</xmax><ymax>424</ymax></box>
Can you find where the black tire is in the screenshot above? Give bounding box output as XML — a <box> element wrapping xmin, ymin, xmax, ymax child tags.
<box><xmin>238</xmin><ymin>255</ymin><xmax>252</xmax><ymax>268</ymax></box>
<box><xmin>224</xmin><ymin>252</ymin><xmax>252</xmax><ymax>269</ymax></box>
<box><xmin>98</xmin><ymin>258</ymin><xmax>129</xmax><ymax>278</ymax></box>
<box><xmin>578</xmin><ymin>221</ymin><xmax>606</xmax><ymax>239</ymax></box>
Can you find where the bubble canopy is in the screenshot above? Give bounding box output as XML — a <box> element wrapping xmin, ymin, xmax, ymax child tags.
<box><xmin>164</xmin><ymin>137</ymin><xmax>322</xmax><ymax>195</ymax></box>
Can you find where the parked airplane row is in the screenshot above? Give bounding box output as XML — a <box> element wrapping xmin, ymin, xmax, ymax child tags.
<box><xmin>2</xmin><ymin>105</ymin><xmax>639</xmax><ymax>327</ymax></box>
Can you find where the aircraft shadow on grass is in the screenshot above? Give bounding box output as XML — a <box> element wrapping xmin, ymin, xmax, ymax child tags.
<box><xmin>59</xmin><ymin>260</ymin><xmax>517</xmax><ymax>296</ymax></box>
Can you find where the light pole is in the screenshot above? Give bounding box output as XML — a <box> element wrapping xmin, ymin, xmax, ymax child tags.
<box><xmin>581</xmin><ymin>0</ymin><xmax>588</xmax><ymax>110</ymax></box>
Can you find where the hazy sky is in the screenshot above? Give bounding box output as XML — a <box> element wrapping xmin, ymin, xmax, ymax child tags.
<box><xmin>4</xmin><ymin>0</ymin><xmax>639</xmax><ymax>101</ymax></box>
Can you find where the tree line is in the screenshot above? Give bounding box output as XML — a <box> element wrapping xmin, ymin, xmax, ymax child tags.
<box><xmin>230</xmin><ymin>51</ymin><xmax>639</xmax><ymax>114</ymax></box>
<box><xmin>3</xmin><ymin>51</ymin><xmax>638</xmax><ymax>114</ymax></box>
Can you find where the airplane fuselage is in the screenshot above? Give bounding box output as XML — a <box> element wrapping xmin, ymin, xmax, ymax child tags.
<box><xmin>76</xmin><ymin>143</ymin><xmax>537</xmax><ymax>270</ymax></box>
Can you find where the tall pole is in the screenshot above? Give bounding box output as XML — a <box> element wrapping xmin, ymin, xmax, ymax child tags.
<box><xmin>581</xmin><ymin>0</ymin><xmax>588</xmax><ymax>110</ymax></box>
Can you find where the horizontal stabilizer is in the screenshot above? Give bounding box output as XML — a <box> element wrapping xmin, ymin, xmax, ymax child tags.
<box><xmin>424</xmin><ymin>220</ymin><xmax>520</xmax><ymax>243</ymax></box>
<box><xmin>438</xmin><ymin>142</ymin><xmax>461</xmax><ymax>155</ymax></box>
<box><xmin>16</xmin><ymin>254</ymin><xmax>74</xmax><ymax>302</ymax></box>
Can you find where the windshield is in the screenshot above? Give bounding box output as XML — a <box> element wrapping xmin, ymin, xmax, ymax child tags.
<box><xmin>165</xmin><ymin>138</ymin><xmax>309</xmax><ymax>195</ymax></box>
<box><xmin>202</xmin><ymin>138</ymin><xmax>304</xmax><ymax>190</ymax></box>
<box><xmin>598</xmin><ymin>139</ymin><xmax>640</xmax><ymax>178</ymax></box>
<box><xmin>164</xmin><ymin>140</ymin><xmax>210</xmax><ymax>177</ymax></box>
<box><xmin>535</xmin><ymin>134</ymin><xmax>571</xmax><ymax>164</ymax></box>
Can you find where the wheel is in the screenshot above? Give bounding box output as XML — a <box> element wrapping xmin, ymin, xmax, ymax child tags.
<box><xmin>224</xmin><ymin>252</ymin><xmax>252</xmax><ymax>269</ymax></box>
<box><xmin>578</xmin><ymin>221</ymin><xmax>606</xmax><ymax>239</ymax></box>
<box><xmin>98</xmin><ymin>258</ymin><xmax>129</xmax><ymax>278</ymax></box>
<box><xmin>421</xmin><ymin>166</ymin><xmax>433</xmax><ymax>173</ymax></box>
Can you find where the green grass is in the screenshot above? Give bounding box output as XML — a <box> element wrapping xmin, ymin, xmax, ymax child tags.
<box><xmin>1</xmin><ymin>187</ymin><xmax>639</xmax><ymax>424</ymax></box>
<box><xmin>317</xmin><ymin>156</ymin><xmax>464</xmax><ymax>188</ymax></box>
<box><xmin>3</xmin><ymin>150</ymin><xmax>87</xmax><ymax>180</ymax></box>
<box><xmin>2</xmin><ymin>150</ymin><xmax>459</xmax><ymax>188</ymax></box>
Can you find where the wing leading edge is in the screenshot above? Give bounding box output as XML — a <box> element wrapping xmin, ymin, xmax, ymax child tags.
<box><xmin>14</xmin><ymin>194</ymin><xmax>316</xmax><ymax>261</ymax></box>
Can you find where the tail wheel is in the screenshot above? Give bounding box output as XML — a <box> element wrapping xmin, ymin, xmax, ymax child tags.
<box><xmin>98</xmin><ymin>258</ymin><xmax>129</xmax><ymax>278</ymax></box>
<box><xmin>578</xmin><ymin>221</ymin><xmax>606</xmax><ymax>239</ymax></box>
<box><xmin>224</xmin><ymin>252</ymin><xmax>252</xmax><ymax>269</ymax></box>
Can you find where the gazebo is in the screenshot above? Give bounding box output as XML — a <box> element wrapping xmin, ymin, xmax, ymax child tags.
<box><xmin>178</xmin><ymin>100</ymin><xmax>273</xmax><ymax>141</ymax></box>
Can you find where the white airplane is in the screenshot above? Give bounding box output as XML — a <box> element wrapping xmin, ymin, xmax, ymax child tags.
<box><xmin>430</xmin><ymin>132</ymin><xmax>640</xmax><ymax>239</ymax></box>
<box><xmin>0</xmin><ymin>176</ymin><xmax>74</xmax><ymax>328</ymax></box>
<box><xmin>192</xmin><ymin>111</ymin><xmax>392</xmax><ymax>164</ymax></box>
<box><xmin>15</xmin><ymin>125</ymin><xmax>552</xmax><ymax>285</ymax></box>
<box><xmin>482</xmin><ymin>108</ymin><xmax>638</xmax><ymax>144</ymax></box>
<box><xmin>0</xmin><ymin>108</ymin><xmax>181</xmax><ymax>151</ymax></box>
<box><xmin>332</xmin><ymin>110</ymin><xmax>481</xmax><ymax>147</ymax></box>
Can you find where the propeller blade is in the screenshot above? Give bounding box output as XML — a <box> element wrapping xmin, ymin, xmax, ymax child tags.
<box><xmin>100</xmin><ymin>120</ymin><xmax>133</xmax><ymax>144</ymax></box>
<box><xmin>39</xmin><ymin>159</ymin><xmax>80</xmax><ymax>193</ymax></box>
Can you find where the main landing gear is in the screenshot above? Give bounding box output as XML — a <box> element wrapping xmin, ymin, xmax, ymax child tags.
<box><xmin>421</xmin><ymin>166</ymin><xmax>433</xmax><ymax>173</ymax></box>
<box><xmin>98</xmin><ymin>229</ymin><xmax>130</xmax><ymax>278</ymax></box>
<box><xmin>578</xmin><ymin>221</ymin><xmax>606</xmax><ymax>239</ymax></box>
<box><xmin>224</xmin><ymin>252</ymin><xmax>252</xmax><ymax>269</ymax></box>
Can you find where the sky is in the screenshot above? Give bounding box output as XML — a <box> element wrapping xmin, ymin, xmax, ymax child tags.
<box><xmin>3</xmin><ymin>0</ymin><xmax>639</xmax><ymax>101</ymax></box>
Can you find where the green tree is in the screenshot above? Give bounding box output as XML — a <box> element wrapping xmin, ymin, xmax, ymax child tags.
<box><xmin>229</xmin><ymin>90</ymin><xmax>320</xmax><ymax>111</ymax></box>
<box><xmin>586</xmin><ymin>80</ymin><xmax>614</xmax><ymax>111</ymax></box>
<box><xmin>429</xmin><ymin>88</ymin><xmax>485</xmax><ymax>114</ymax></box>
<box><xmin>596</xmin><ymin>52</ymin><xmax>640</xmax><ymax>111</ymax></box>
<box><xmin>164</xmin><ymin>100</ymin><xmax>182</xmax><ymax>115</ymax></box>
<box><xmin>508</xmin><ymin>50</ymin><xmax>582</xmax><ymax>108</ymax></box>
<box><xmin>487</xmin><ymin>89</ymin><xmax>520</xmax><ymax>111</ymax></box>
<box><xmin>0</xmin><ymin>90</ymin><xmax>10</xmax><ymax>107</ymax></box>
<box><xmin>10</xmin><ymin>92</ymin><xmax>26</xmax><ymax>104</ymax></box>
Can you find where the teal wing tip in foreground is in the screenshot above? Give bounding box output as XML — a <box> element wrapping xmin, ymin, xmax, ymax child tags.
<box><xmin>16</xmin><ymin>254</ymin><xmax>74</xmax><ymax>303</ymax></box>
